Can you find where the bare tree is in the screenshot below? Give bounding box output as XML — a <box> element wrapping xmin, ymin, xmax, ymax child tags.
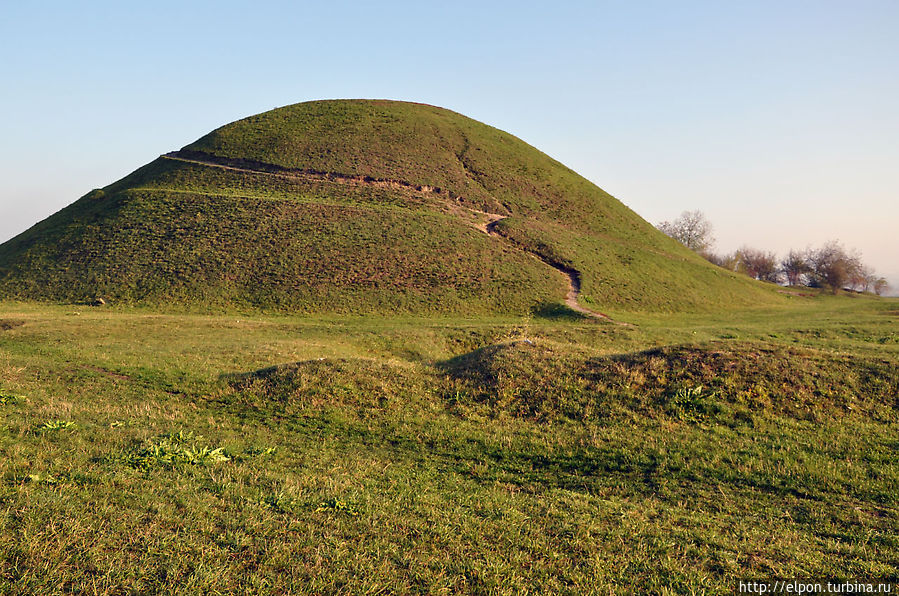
<box><xmin>658</xmin><ymin>210</ymin><xmax>715</xmax><ymax>253</ymax></box>
<box><xmin>658</xmin><ymin>216</ymin><xmax>889</xmax><ymax>297</ymax></box>
<box><xmin>808</xmin><ymin>240</ymin><xmax>863</xmax><ymax>294</ymax></box>
<box><xmin>780</xmin><ymin>249</ymin><xmax>810</xmax><ymax>286</ymax></box>
<box><xmin>702</xmin><ymin>251</ymin><xmax>733</xmax><ymax>268</ymax></box>
<box><xmin>734</xmin><ymin>247</ymin><xmax>779</xmax><ymax>282</ymax></box>
<box><xmin>850</xmin><ymin>265</ymin><xmax>875</xmax><ymax>292</ymax></box>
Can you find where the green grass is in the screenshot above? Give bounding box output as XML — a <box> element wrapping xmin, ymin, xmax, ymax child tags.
<box><xmin>0</xmin><ymin>99</ymin><xmax>895</xmax><ymax>592</ymax></box>
<box><xmin>0</xmin><ymin>99</ymin><xmax>788</xmax><ymax>314</ymax></box>
<box><xmin>0</xmin><ymin>296</ymin><xmax>897</xmax><ymax>593</ymax></box>
<box><xmin>0</xmin><ymin>187</ymin><xmax>563</xmax><ymax>313</ymax></box>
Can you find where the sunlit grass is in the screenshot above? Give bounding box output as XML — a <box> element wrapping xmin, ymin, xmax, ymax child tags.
<box><xmin>0</xmin><ymin>296</ymin><xmax>896</xmax><ymax>593</ymax></box>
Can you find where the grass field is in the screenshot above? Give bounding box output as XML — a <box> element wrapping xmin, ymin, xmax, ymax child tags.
<box><xmin>0</xmin><ymin>294</ymin><xmax>896</xmax><ymax>593</ymax></box>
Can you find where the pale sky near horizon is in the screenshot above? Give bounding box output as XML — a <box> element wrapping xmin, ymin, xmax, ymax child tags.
<box><xmin>2</xmin><ymin>1</ymin><xmax>897</xmax><ymax>292</ymax></box>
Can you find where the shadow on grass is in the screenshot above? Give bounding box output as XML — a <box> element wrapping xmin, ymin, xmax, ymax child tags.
<box><xmin>530</xmin><ymin>302</ymin><xmax>590</xmax><ymax>322</ymax></box>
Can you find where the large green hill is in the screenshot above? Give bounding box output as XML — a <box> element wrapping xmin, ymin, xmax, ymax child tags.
<box><xmin>0</xmin><ymin>99</ymin><xmax>781</xmax><ymax>314</ymax></box>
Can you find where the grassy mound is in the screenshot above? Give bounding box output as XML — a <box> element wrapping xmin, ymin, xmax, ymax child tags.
<box><xmin>0</xmin><ymin>99</ymin><xmax>784</xmax><ymax>314</ymax></box>
<box><xmin>440</xmin><ymin>340</ymin><xmax>899</xmax><ymax>422</ymax></box>
<box><xmin>226</xmin><ymin>358</ymin><xmax>433</xmax><ymax>415</ymax></box>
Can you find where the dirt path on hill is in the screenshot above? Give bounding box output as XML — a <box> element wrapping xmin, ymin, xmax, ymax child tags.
<box><xmin>163</xmin><ymin>151</ymin><xmax>452</xmax><ymax>196</ymax></box>
<box><xmin>483</xmin><ymin>219</ymin><xmax>626</xmax><ymax>323</ymax></box>
<box><xmin>161</xmin><ymin>151</ymin><xmax>628</xmax><ymax>324</ymax></box>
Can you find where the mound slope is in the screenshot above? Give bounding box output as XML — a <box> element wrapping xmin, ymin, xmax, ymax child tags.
<box><xmin>439</xmin><ymin>340</ymin><xmax>898</xmax><ymax>421</ymax></box>
<box><xmin>0</xmin><ymin>99</ymin><xmax>781</xmax><ymax>314</ymax></box>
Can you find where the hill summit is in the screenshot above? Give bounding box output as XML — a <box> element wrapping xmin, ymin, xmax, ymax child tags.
<box><xmin>0</xmin><ymin>99</ymin><xmax>779</xmax><ymax>314</ymax></box>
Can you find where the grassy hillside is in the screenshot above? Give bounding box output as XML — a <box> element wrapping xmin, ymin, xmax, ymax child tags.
<box><xmin>0</xmin><ymin>186</ymin><xmax>561</xmax><ymax>314</ymax></box>
<box><xmin>0</xmin><ymin>99</ymin><xmax>783</xmax><ymax>314</ymax></box>
<box><xmin>0</xmin><ymin>298</ymin><xmax>896</xmax><ymax>593</ymax></box>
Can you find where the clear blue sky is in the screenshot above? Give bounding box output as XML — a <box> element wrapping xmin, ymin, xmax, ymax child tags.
<box><xmin>2</xmin><ymin>1</ymin><xmax>897</xmax><ymax>291</ymax></box>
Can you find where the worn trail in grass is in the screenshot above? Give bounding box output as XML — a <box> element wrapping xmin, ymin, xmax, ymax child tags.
<box><xmin>164</xmin><ymin>150</ymin><xmax>622</xmax><ymax>324</ymax></box>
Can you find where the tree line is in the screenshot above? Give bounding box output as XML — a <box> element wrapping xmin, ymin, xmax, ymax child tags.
<box><xmin>658</xmin><ymin>210</ymin><xmax>890</xmax><ymax>295</ymax></box>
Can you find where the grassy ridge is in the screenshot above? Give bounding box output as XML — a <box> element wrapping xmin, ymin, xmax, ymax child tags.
<box><xmin>440</xmin><ymin>340</ymin><xmax>898</xmax><ymax>421</ymax></box>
